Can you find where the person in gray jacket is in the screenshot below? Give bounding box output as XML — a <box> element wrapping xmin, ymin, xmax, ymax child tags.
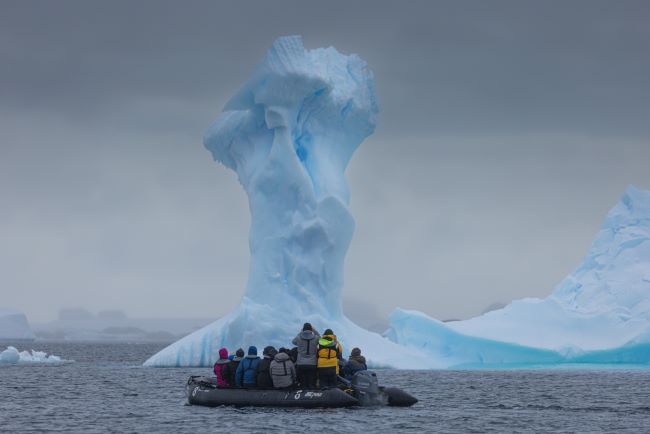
<box><xmin>291</xmin><ymin>322</ymin><xmax>320</xmax><ymax>388</ymax></box>
<box><xmin>270</xmin><ymin>350</ymin><xmax>296</xmax><ymax>389</ymax></box>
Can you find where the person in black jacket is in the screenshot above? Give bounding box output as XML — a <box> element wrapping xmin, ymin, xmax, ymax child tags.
<box><xmin>343</xmin><ymin>347</ymin><xmax>368</xmax><ymax>379</ymax></box>
<box><xmin>255</xmin><ymin>346</ymin><xmax>277</xmax><ymax>389</ymax></box>
<box><xmin>289</xmin><ymin>347</ymin><xmax>298</xmax><ymax>363</ymax></box>
<box><xmin>228</xmin><ymin>348</ymin><xmax>245</xmax><ymax>386</ymax></box>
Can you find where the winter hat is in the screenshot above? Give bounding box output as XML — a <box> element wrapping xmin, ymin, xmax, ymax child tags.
<box><xmin>263</xmin><ymin>346</ymin><xmax>277</xmax><ymax>358</ymax></box>
<box><xmin>235</xmin><ymin>348</ymin><xmax>245</xmax><ymax>358</ymax></box>
<box><xmin>351</xmin><ymin>347</ymin><xmax>361</xmax><ymax>357</ymax></box>
<box><xmin>324</xmin><ymin>328</ymin><xmax>334</xmax><ymax>335</ymax></box>
<box><xmin>247</xmin><ymin>346</ymin><xmax>258</xmax><ymax>356</ymax></box>
<box><xmin>303</xmin><ymin>322</ymin><xmax>313</xmax><ymax>331</ymax></box>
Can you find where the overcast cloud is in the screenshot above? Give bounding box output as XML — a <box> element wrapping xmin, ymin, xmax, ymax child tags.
<box><xmin>1</xmin><ymin>0</ymin><xmax>649</xmax><ymax>322</ymax></box>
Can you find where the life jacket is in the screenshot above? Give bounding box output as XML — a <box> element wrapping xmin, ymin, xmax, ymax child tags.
<box><xmin>317</xmin><ymin>335</ymin><xmax>342</xmax><ymax>372</ymax></box>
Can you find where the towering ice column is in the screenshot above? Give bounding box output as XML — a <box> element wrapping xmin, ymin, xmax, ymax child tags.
<box><xmin>205</xmin><ymin>36</ymin><xmax>377</xmax><ymax>319</ymax></box>
<box><xmin>144</xmin><ymin>36</ymin><xmax>394</xmax><ymax>367</ymax></box>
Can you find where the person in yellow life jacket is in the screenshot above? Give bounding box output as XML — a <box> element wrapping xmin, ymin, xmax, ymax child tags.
<box><xmin>317</xmin><ymin>328</ymin><xmax>343</xmax><ymax>388</ymax></box>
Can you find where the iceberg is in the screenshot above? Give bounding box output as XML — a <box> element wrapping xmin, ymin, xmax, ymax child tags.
<box><xmin>145</xmin><ymin>36</ymin><xmax>431</xmax><ymax>368</ymax></box>
<box><xmin>144</xmin><ymin>34</ymin><xmax>649</xmax><ymax>369</ymax></box>
<box><xmin>0</xmin><ymin>308</ymin><xmax>35</xmax><ymax>341</ymax></box>
<box><xmin>386</xmin><ymin>186</ymin><xmax>650</xmax><ymax>367</ymax></box>
<box><xmin>0</xmin><ymin>346</ymin><xmax>67</xmax><ymax>364</ymax></box>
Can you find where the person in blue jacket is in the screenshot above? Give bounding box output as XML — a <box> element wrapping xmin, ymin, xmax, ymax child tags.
<box><xmin>235</xmin><ymin>346</ymin><xmax>261</xmax><ymax>388</ymax></box>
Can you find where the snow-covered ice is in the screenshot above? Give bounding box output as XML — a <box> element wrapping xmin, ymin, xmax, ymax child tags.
<box><xmin>0</xmin><ymin>346</ymin><xmax>68</xmax><ymax>364</ymax></box>
<box><xmin>0</xmin><ymin>309</ymin><xmax>35</xmax><ymax>341</ymax></box>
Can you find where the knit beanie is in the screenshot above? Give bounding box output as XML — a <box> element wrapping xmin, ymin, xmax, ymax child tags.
<box><xmin>263</xmin><ymin>346</ymin><xmax>277</xmax><ymax>358</ymax></box>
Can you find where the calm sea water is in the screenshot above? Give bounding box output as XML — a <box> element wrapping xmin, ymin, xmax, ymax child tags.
<box><xmin>1</xmin><ymin>341</ymin><xmax>649</xmax><ymax>433</ymax></box>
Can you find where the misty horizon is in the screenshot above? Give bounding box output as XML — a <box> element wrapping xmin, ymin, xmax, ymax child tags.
<box><xmin>2</xmin><ymin>1</ymin><xmax>649</xmax><ymax>324</ymax></box>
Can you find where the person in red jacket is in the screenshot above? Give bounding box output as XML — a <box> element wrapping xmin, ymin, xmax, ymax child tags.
<box><xmin>213</xmin><ymin>347</ymin><xmax>233</xmax><ymax>387</ymax></box>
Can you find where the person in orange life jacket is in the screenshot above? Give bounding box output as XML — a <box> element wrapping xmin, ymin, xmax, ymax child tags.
<box><xmin>255</xmin><ymin>346</ymin><xmax>277</xmax><ymax>389</ymax></box>
<box><xmin>235</xmin><ymin>346</ymin><xmax>260</xmax><ymax>388</ymax></box>
<box><xmin>292</xmin><ymin>322</ymin><xmax>320</xmax><ymax>388</ymax></box>
<box><xmin>317</xmin><ymin>328</ymin><xmax>342</xmax><ymax>388</ymax></box>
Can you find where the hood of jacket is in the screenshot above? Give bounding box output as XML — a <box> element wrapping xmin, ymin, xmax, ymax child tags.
<box><xmin>299</xmin><ymin>330</ymin><xmax>317</xmax><ymax>340</ymax></box>
<box><xmin>218</xmin><ymin>348</ymin><xmax>229</xmax><ymax>360</ymax></box>
<box><xmin>273</xmin><ymin>351</ymin><xmax>290</xmax><ymax>362</ymax></box>
<box><xmin>319</xmin><ymin>335</ymin><xmax>337</xmax><ymax>347</ymax></box>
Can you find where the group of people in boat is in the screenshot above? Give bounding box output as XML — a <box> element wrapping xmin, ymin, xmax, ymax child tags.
<box><xmin>213</xmin><ymin>323</ymin><xmax>367</xmax><ymax>389</ymax></box>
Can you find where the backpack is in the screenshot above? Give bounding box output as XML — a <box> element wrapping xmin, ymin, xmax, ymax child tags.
<box><xmin>318</xmin><ymin>338</ymin><xmax>339</xmax><ymax>360</ymax></box>
<box><xmin>238</xmin><ymin>358</ymin><xmax>257</xmax><ymax>385</ymax></box>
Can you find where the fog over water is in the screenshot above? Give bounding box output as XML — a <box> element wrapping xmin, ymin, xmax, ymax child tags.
<box><xmin>1</xmin><ymin>1</ymin><xmax>649</xmax><ymax>323</ymax></box>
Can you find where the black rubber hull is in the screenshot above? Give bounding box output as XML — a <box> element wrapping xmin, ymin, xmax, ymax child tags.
<box><xmin>185</xmin><ymin>376</ymin><xmax>417</xmax><ymax>408</ymax></box>
<box><xmin>382</xmin><ymin>387</ymin><xmax>418</xmax><ymax>407</ymax></box>
<box><xmin>187</xmin><ymin>383</ymin><xmax>358</xmax><ymax>408</ymax></box>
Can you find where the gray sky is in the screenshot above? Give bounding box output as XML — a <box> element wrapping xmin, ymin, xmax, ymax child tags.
<box><xmin>1</xmin><ymin>0</ymin><xmax>649</xmax><ymax>323</ymax></box>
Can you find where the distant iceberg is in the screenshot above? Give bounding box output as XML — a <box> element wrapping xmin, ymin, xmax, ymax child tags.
<box><xmin>0</xmin><ymin>346</ymin><xmax>68</xmax><ymax>364</ymax></box>
<box><xmin>386</xmin><ymin>186</ymin><xmax>650</xmax><ymax>367</ymax></box>
<box><xmin>0</xmin><ymin>309</ymin><xmax>35</xmax><ymax>341</ymax></box>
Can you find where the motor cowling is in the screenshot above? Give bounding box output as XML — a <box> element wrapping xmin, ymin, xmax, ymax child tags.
<box><xmin>351</xmin><ymin>371</ymin><xmax>383</xmax><ymax>405</ymax></box>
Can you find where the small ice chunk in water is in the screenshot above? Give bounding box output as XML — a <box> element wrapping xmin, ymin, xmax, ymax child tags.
<box><xmin>0</xmin><ymin>346</ymin><xmax>67</xmax><ymax>364</ymax></box>
<box><xmin>0</xmin><ymin>346</ymin><xmax>20</xmax><ymax>363</ymax></box>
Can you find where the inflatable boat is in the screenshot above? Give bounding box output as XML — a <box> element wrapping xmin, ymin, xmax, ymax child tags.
<box><xmin>186</xmin><ymin>371</ymin><xmax>418</xmax><ymax>408</ymax></box>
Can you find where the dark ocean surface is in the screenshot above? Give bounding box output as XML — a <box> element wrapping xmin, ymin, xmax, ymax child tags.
<box><xmin>1</xmin><ymin>342</ymin><xmax>649</xmax><ymax>433</ymax></box>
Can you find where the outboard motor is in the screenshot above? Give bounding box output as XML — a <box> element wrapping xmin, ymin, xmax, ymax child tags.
<box><xmin>351</xmin><ymin>371</ymin><xmax>385</xmax><ymax>406</ymax></box>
